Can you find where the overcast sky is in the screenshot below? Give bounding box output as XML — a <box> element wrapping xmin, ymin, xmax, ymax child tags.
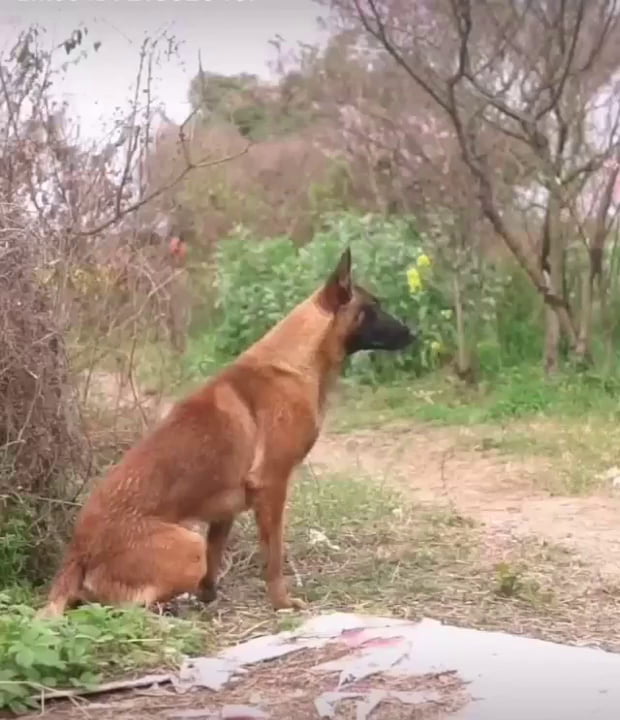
<box><xmin>0</xmin><ymin>0</ymin><xmax>328</xmax><ymax>139</ymax></box>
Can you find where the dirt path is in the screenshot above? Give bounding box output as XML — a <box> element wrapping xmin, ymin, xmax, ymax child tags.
<box><xmin>308</xmin><ymin>425</ymin><xmax>620</xmax><ymax>578</ymax></box>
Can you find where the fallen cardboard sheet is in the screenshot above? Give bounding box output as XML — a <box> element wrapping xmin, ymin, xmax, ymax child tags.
<box><xmin>173</xmin><ymin>613</ymin><xmax>413</xmax><ymax>694</ymax></box>
<box><xmin>169</xmin><ymin>613</ymin><xmax>432</xmax><ymax>719</ymax></box>
<box><xmin>38</xmin><ymin>611</ymin><xmax>620</xmax><ymax>720</ymax></box>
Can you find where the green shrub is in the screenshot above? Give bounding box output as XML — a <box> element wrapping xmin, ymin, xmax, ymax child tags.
<box><xmin>0</xmin><ymin>597</ymin><xmax>202</xmax><ymax>714</ymax></box>
<box><xmin>206</xmin><ymin>212</ymin><xmax>454</xmax><ymax>382</ymax></box>
<box><xmin>0</xmin><ymin>507</ymin><xmax>34</xmax><ymax>589</ymax></box>
<box><xmin>492</xmin><ymin>265</ymin><xmax>544</xmax><ymax>370</ymax></box>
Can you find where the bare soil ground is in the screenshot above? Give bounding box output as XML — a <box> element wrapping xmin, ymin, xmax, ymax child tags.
<box><xmin>310</xmin><ymin>423</ymin><xmax>620</xmax><ymax>580</ymax></box>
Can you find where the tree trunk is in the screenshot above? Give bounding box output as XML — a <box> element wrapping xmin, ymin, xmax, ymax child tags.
<box><xmin>464</xmin><ymin>153</ymin><xmax>578</xmax><ymax>354</ymax></box>
<box><xmin>541</xmin><ymin>193</ymin><xmax>566</xmax><ymax>374</ymax></box>
<box><xmin>575</xmin><ymin>269</ymin><xmax>593</xmax><ymax>364</ymax></box>
<box><xmin>576</xmin><ymin>165</ymin><xmax>618</xmax><ymax>364</ymax></box>
<box><xmin>452</xmin><ymin>271</ymin><xmax>475</xmax><ymax>383</ymax></box>
<box><xmin>544</xmin><ymin>305</ymin><xmax>561</xmax><ymax>373</ymax></box>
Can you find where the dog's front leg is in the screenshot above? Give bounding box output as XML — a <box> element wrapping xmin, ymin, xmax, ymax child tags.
<box><xmin>253</xmin><ymin>484</ymin><xmax>306</xmax><ymax>611</ymax></box>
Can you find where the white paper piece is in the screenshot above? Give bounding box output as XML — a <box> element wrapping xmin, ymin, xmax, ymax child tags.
<box><xmin>167</xmin><ymin>711</ymin><xmax>217</xmax><ymax>720</ymax></box>
<box><xmin>292</xmin><ymin>612</ymin><xmax>407</xmax><ymax>641</ymax></box>
<box><xmin>313</xmin><ymin>636</ymin><xmax>412</xmax><ymax>687</ymax></box>
<box><xmin>167</xmin><ymin>707</ymin><xmax>269</xmax><ymax>720</ymax></box>
<box><xmin>173</xmin><ymin>656</ymin><xmax>244</xmax><ymax>693</ymax></box>
<box><xmin>218</xmin><ymin>632</ymin><xmax>303</xmax><ymax>665</ymax></box>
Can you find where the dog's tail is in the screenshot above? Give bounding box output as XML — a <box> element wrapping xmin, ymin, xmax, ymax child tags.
<box><xmin>36</xmin><ymin>554</ymin><xmax>85</xmax><ymax>619</ymax></box>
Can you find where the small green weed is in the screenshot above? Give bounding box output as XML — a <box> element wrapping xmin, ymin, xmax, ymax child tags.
<box><xmin>0</xmin><ymin>596</ymin><xmax>205</xmax><ymax>714</ymax></box>
<box><xmin>494</xmin><ymin>562</ymin><xmax>526</xmax><ymax>598</ymax></box>
<box><xmin>0</xmin><ymin>508</ymin><xmax>35</xmax><ymax>588</ymax></box>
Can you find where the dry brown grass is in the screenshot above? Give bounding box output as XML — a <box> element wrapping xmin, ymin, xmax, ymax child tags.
<box><xmin>0</xmin><ymin>211</ymin><xmax>90</xmax><ymax>582</ymax></box>
<box><xmin>142</xmin><ymin>460</ymin><xmax>620</xmax><ymax>656</ymax></box>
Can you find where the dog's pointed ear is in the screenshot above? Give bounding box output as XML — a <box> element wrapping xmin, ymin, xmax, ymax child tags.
<box><xmin>322</xmin><ymin>247</ymin><xmax>352</xmax><ymax>311</ymax></box>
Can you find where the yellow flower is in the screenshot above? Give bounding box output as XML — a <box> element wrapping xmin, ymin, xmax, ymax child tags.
<box><xmin>406</xmin><ymin>266</ymin><xmax>422</xmax><ymax>294</ymax></box>
<box><xmin>417</xmin><ymin>253</ymin><xmax>431</xmax><ymax>269</ymax></box>
<box><xmin>430</xmin><ymin>340</ymin><xmax>442</xmax><ymax>354</ymax></box>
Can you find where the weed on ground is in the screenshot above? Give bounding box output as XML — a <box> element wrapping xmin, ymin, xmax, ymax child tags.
<box><xmin>0</xmin><ymin>595</ymin><xmax>206</xmax><ymax>714</ymax></box>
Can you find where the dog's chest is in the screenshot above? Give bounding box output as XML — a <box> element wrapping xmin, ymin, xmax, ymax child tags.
<box><xmin>245</xmin><ymin>406</ymin><xmax>322</xmax><ymax>490</ymax></box>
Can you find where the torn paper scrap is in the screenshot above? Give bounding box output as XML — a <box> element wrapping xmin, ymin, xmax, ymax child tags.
<box><xmin>313</xmin><ymin>636</ymin><xmax>412</xmax><ymax>688</ymax></box>
<box><xmin>218</xmin><ymin>632</ymin><xmax>304</xmax><ymax>665</ymax></box>
<box><xmin>173</xmin><ymin>656</ymin><xmax>244</xmax><ymax>693</ymax></box>
<box><xmin>221</xmin><ymin>705</ymin><xmax>270</xmax><ymax>719</ymax></box>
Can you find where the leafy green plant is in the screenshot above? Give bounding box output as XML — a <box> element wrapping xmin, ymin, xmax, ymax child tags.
<box><xmin>0</xmin><ymin>597</ymin><xmax>203</xmax><ymax>713</ymax></box>
<box><xmin>487</xmin><ymin>265</ymin><xmax>544</xmax><ymax>373</ymax></box>
<box><xmin>204</xmin><ymin>211</ymin><xmax>453</xmax><ymax>383</ymax></box>
<box><xmin>0</xmin><ymin>506</ymin><xmax>34</xmax><ymax>588</ymax></box>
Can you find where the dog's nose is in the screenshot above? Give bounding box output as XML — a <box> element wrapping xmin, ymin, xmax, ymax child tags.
<box><xmin>399</xmin><ymin>325</ymin><xmax>417</xmax><ymax>347</ymax></box>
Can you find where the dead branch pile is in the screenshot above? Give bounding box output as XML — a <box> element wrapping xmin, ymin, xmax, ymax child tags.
<box><xmin>0</xmin><ymin>209</ymin><xmax>90</xmax><ymax>583</ymax></box>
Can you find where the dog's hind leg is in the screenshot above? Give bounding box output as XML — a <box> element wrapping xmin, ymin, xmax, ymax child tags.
<box><xmin>197</xmin><ymin>517</ymin><xmax>234</xmax><ymax>604</ymax></box>
<box><xmin>78</xmin><ymin>521</ymin><xmax>207</xmax><ymax>610</ymax></box>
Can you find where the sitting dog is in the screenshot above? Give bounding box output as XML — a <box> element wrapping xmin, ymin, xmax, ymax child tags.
<box><xmin>39</xmin><ymin>248</ymin><xmax>415</xmax><ymax>617</ymax></box>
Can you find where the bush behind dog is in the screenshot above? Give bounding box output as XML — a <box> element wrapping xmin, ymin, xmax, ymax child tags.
<box><xmin>205</xmin><ymin>211</ymin><xmax>453</xmax><ymax>383</ymax></box>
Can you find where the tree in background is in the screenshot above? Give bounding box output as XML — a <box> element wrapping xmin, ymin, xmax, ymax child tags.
<box><xmin>187</xmin><ymin>64</ymin><xmax>316</xmax><ymax>141</ymax></box>
<box><xmin>278</xmin><ymin>29</ymin><xmax>520</xmax><ymax>381</ymax></box>
<box><xmin>326</xmin><ymin>0</ymin><xmax>620</xmax><ymax>372</ymax></box>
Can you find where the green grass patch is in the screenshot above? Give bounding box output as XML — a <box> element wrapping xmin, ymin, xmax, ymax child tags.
<box><xmin>466</xmin><ymin>415</ymin><xmax>620</xmax><ymax>496</ymax></box>
<box><xmin>329</xmin><ymin>366</ymin><xmax>620</xmax><ymax>495</ymax></box>
<box><xmin>331</xmin><ymin>365</ymin><xmax>620</xmax><ymax>432</ymax></box>
<box><xmin>0</xmin><ymin>594</ymin><xmax>207</xmax><ymax>714</ymax></box>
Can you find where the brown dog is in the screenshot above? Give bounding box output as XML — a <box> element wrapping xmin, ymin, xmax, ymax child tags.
<box><xmin>38</xmin><ymin>248</ymin><xmax>414</xmax><ymax>618</ymax></box>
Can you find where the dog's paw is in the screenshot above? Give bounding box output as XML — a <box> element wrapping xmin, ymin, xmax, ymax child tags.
<box><xmin>35</xmin><ymin>603</ymin><xmax>63</xmax><ymax>621</ymax></box>
<box><xmin>289</xmin><ymin>596</ymin><xmax>308</xmax><ymax>611</ymax></box>
<box><xmin>272</xmin><ymin>594</ymin><xmax>307</xmax><ymax>612</ymax></box>
<box><xmin>150</xmin><ymin>600</ymin><xmax>181</xmax><ymax>617</ymax></box>
<box><xmin>196</xmin><ymin>581</ymin><xmax>218</xmax><ymax>605</ymax></box>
